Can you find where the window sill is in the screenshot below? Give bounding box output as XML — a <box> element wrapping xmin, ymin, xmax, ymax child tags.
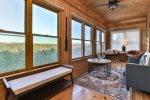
<box><xmin>85</xmin><ymin>55</ymin><xmax>93</xmax><ymax>59</ymax></box>
<box><xmin>72</xmin><ymin>57</ymin><xmax>84</xmax><ymax>62</ymax></box>
<box><xmin>71</xmin><ymin>56</ymin><xmax>93</xmax><ymax>63</ymax></box>
<box><xmin>0</xmin><ymin>63</ymin><xmax>61</xmax><ymax>79</ymax></box>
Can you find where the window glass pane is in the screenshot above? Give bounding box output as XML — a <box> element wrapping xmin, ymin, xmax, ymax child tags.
<box><xmin>33</xmin><ymin>36</ymin><xmax>58</xmax><ymax>66</ymax></box>
<box><xmin>125</xmin><ymin>30</ymin><xmax>140</xmax><ymax>42</ymax></box>
<box><xmin>111</xmin><ymin>32</ymin><xmax>124</xmax><ymax>42</ymax></box>
<box><xmin>111</xmin><ymin>29</ymin><xmax>140</xmax><ymax>51</ymax></box>
<box><xmin>127</xmin><ymin>42</ymin><xmax>140</xmax><ymax>50</ymax></box>
<box><xmin>71</xmin><ymin>20</ymin><xmax>82</xmax><ymax>39</ymax></box>
<box><xmin>96</xmin><ymin>42</ymin><xmax>101</xmax><ymax>54</ymax></box>
<box><xmin>72</xmin><ymin>40</ymin><xmax>82</xmax><ymax>58</ymax></box>
<box><xmin>96</xmin><ymin>30</ymin><xmax>100</xmax><ymax>41</ymax></box>
<box><xmin>33</xmin><ymin>4</ymin><xmax>58</xmax><ymax>36</ymax></box>
<box><xmin>85</xmin><ymin>41</ymin><xmax>92</xmax><ymax>56</ymax></box>
<box><xmin>111</xmin><ymin>42</ymin><xmax>122</xmax><ymax>51</ymax></box>
<box><xmin>0</xmin><ymin>0</ymin><xmax>24</xmax><ymax>32</ymax></box>
<box><xmin>102</xmin><ymin>32</ymin><xmax>105</xmax><ymax>42</ymax></box>
<box><xmin>102</xmin><ymin>43</ymin><xmax>105</xmax><ymax>52</ymax></box>
<box><xmin>0</xmin><ymin>33</ymin><xmax>25</xmax><ymax>73</ymax></box>
<box><xmin>85</xmin><ymin>25</ymin><xmax>91</xmax><ymax>40</ymax></box>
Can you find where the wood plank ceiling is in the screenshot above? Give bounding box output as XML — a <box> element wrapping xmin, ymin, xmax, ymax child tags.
<box><xmin>79</xmin><ymin>0</ymin><xmax>150</xmax><ymax>23</ymax></box>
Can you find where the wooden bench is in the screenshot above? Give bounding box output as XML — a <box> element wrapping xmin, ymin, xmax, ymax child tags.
<box><xmin>3</xmin><ymin>64</ymin><xmax>74</xmax><ymax>100</ymax></box>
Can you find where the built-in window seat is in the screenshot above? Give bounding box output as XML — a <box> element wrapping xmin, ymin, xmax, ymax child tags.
<box><xmin>3</xmin><ymin>65</ymin><xmax>74</xmax><ymax>100</ymax></box>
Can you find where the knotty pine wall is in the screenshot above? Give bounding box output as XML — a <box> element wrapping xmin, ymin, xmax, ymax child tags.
<box><xmin>147</xmin><ymin>12</ymin><xmax>150</xmax><ymax>51</ymax></box>
<box><xmin>50</xmin><ymin>0</ymin><xmax>107</xmax><ymax>77</ymax></box>
<box><xmin>0</xmin><ymin>0</ymin><xmax>107</xmax><ymax>99</ymax></box>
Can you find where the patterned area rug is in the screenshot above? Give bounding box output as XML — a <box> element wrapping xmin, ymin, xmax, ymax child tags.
<box><xmin>75</xmin><ymin>68</ymin><xmax>131</xmax><ymax>100</ymax></box>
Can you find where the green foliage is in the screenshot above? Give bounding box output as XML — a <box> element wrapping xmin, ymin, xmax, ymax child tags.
<box><xmin>0</xmin><ymin>43</ymin><xmax>58</xmax><ymax>73</ymax></box>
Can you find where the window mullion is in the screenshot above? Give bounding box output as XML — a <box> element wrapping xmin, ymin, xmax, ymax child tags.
<box><xmin>82</xmin><ymin>23</ymin><xmax>85</xmax><ymax>57</ymax></box>
<box><xmin>25</xmin><ymin>0</ymin><xmax>33</xmax><ymax>70</ymax></box>
<box><xmin>32</xmin><ymin>3</ymin><xmax>59</xmax><ymax>67</ymax></box>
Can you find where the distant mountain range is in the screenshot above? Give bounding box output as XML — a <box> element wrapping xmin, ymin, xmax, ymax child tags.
<box><xmin>0</xmin><ymin>42</ymin><xmax>57</xmax><ymax>53</ymax></box>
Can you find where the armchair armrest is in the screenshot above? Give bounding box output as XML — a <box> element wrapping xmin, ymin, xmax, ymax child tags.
<box><xmin>126</xmin><ymin>63</ymin><xmax>150</xmax><ymax>92</ymax></box>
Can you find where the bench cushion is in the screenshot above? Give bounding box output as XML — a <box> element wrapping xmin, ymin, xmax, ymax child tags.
<box><xmin>8</xmin><ymin>67</ymin><xmax>72</xmax><ymax>95</ymax></box>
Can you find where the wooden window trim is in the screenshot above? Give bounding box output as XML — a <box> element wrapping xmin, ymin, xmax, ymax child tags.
<box><xmin>0</xmin><ymin>0</ymin><xmax>26</xmax><ymax>76</ymax></box>
<box><xmin>96</xmin><ymin>28</ymin><xmax>106</xmax><ymax>54</ymax></box>
<box><xmin>71</xmin><ymin>18</ymin><xmax>93</xmax><ymax>60</ymax></box>
<box><xmin>32</xmin><ymin>3</ymin><xmax>60</xmax><ymax>68</ymax></box>
<box><xmin>71</xmin><ymin>19</ymin><xmax>83</xmax><ymax>59</ymax></box>
<box><xmin>84</xmin><ymin>24</ymin><xmax>92</xmax><ymax>56</ymax></box>
<box><xmin>0</xmin><ymin>0</ymin><xmax>61</xmax><ymax>77</ymax></box>
<box><xmin>101</xmin><ymin>32</ymin><xmax>106</xmax><ymax>53</ymax></box>
<box><xmin>96</xmin><ymin>29</ymin><xmax>101</xmax><ymax>54</ymax></box>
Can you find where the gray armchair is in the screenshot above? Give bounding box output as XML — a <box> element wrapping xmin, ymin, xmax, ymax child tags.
<box><xmin>126</xmin><ymin>57</ymin><xmax>150</xmax><ymax>93</ymax></box>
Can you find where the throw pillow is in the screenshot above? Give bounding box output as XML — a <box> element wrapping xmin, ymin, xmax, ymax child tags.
<box><xmin>139</xmin><ymin>54</ymin><xmax>147</xmax><ymax>65</ymax></box>
<box><xmin>106</xmin><ymin>49</ymin><xmax>113</xmax><ymax>54</ymax></box>
<box><xmin>145</xmin><ymin>52</ymin><xmax>150</xmax><ymax>66</ymax></box>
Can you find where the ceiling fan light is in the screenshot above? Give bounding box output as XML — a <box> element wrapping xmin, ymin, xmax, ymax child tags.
<box><xmin>109</xmin><ymin>5</ymin><xmax>116</xmax><ymax>9</ymax></box>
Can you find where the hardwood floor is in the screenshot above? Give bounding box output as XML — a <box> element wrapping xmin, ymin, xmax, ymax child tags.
<box><xmin>51</xmin><ymin>85</ymin><xmax>113</xmax><ymax>100</ymax></box>
<box><xmin>51</xmin><ymin>84</ymin><xmax>150</xmax><ymax>100</ymax></box>
<box><xmin>51</xmin><ymin>61</ymin><xmax>150</xmax><ymax>100</ymax></box>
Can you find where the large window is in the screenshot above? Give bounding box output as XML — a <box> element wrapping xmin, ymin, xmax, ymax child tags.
<box><xmin>0</xmin><ymin>0</ymin><xmax>25</xmax><ymax>73</ymax></box>
<box><xmin>71</xmin><ymin>19</ymin><xmax>92</xmax><ymax>59</ymax></box>
<box><xmin>0</xmin><ymin>0</ymin><xmax>60</xmax><ymax>75</ymax></box>
<box><xmin>111</xmin><ymin>29</ymin><xmax>140</xmax><ymax>51</ymax></box>
<box><xmin>85</xmin><ymin>25</ymin><xmax>92</xmax><ymax>56</ymax></box>
<box><xmin>102</xmin><ymin>32</ymin><xmax>106</xmax><ymax>52</ymax></box>
<box><xmin>96</xmin><ymin>29</ymin><xmax>106</xmax><ymax>53</ymax></box>
<box><xmin>33</xmin><ymin>4</ymin><xmax>59</xmax><ymax>66</ymax></box>
<box><xmin>71</xmin><ymin>20</ymin><xmax>82</xmax><ymax>59</ymax></box>
<box><xmin>96</xmin><ymin>30</ymin><xmax>101</xmax><ymax>54</ymax></box>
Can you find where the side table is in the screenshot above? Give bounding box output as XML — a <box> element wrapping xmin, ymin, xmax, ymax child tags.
<box><xmin>119</xmin><ymin>52</ymin><xmax>127</xmax><ymax>61</ymax></box>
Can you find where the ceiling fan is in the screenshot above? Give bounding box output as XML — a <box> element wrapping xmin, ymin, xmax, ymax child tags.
<box><xmin>96</xmin><ymin>0</ymin><xmax>127</xmax><ymax>15</ymax></box>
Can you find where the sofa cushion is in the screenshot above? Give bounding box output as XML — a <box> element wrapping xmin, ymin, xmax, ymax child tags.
<box><xmin>106</xmin><ymin>49</ymin><xmax>113</xmax><ymax>54</ymax></box>
<box><xmin>139</xmin><ymin>51</ymin><xmax>150</xmax><ymax>65</ymax></box>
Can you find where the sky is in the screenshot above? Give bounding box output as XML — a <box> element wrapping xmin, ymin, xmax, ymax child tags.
<box><xmin>0</xmin><ymin>0</ymin><xmax>91</xmax><ymax>44</ymax></box>
<box><xmin>72</xmin><ymin>20</ymin><xmax>91</xmax><ymax>41</ymax></box>
<box><xmin>0</xmin><ymin>0</ymin><xmax>57</xmax><ymax>44</ymax></box>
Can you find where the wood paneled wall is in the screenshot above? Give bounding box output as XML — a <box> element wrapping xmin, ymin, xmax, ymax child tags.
<box><xmin>0</xmin><ymin>81</ymin><xmax>6</xmax><ymax>100</ymax></box>
<box><xmin>147</xmin><ymin>11</ymin><xmax>150</xmax><ymax>51</ymax></box>
<box><xmin>0</xmin><ymin>0</ymin><xmax>106</xmax><ymax>99</ymax></box>
<box><xmin>107</xmin><ymin>18</ymin><xmax>148</xmax><ymax>51</ymax></box>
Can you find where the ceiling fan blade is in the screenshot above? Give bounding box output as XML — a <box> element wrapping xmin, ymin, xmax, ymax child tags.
<box><xmin>117</xmin><ymin>4</ymin><xmax>127</xmax><ymax>9</ymax></box>
<box><xmin>117</xmin><ymin>0</ymin><xmax>125</xmax><ymax>3</ymax></box>
<box><xmin>96</xmin><ymin>4</ymin><xmax>109</xmax><ymax>6</ymax></box>
<box><xmin>104</xmin><ymin>8</ymin><xmax>109</xmax><ymax>16</ymax></box>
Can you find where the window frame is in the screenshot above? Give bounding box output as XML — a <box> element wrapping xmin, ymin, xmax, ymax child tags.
<box><xmin>32</xmin><ymin>3</ymin><xmax>60</xmax><ymax>67</ymax></box>
<box><xmin>0</xmin><ymin>0</ymin><xmax>26</xmax><ymax>76</ymax></box>
<box><xmin>101</xmin><ymin>31</ymin><xmax>106</xmax><ymax>53</ymax></box>
<box><xmin>71</xmin><ymin>17</ymin><xmax>93</xmax><ymax>60</ymax></box>
<box><xmin>96</xmin><ymin>28</ymin><xmax>106</xmax><ymax>54</ymax></box>
<box><xmin>71</xmin><ymin>19</ymin><xmax>83</xmax><ymax>59</ymax></box>
<box><xmin>96</xmin><ymin>29</ymin><xmax>101</xmax><ymax>54</ymax></box>
<box><xmin>84</xmin><ymin>24</ymin><xmax>92</xmax><ymax>57</ymax></box>
<box><xmin>0</xmin><ymin>0</ymin><xmax>62</xmax><ymax>76</ymax></box>
<box><xmin>110</xmin><ymin>29</ymin><xmax>141</xmax><ymax>51</ymax></box>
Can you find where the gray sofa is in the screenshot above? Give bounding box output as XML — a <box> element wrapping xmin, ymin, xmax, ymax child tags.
<box><xmin>126</xmin><ymin>57</ymin><xmax>150</xmax><ymax>93</ymax></box>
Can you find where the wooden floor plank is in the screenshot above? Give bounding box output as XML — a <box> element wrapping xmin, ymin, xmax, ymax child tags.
<box><xmin>51</xmin><ymin>85</ymin><xmax>113</xmax><ymax>100</ymax></box>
